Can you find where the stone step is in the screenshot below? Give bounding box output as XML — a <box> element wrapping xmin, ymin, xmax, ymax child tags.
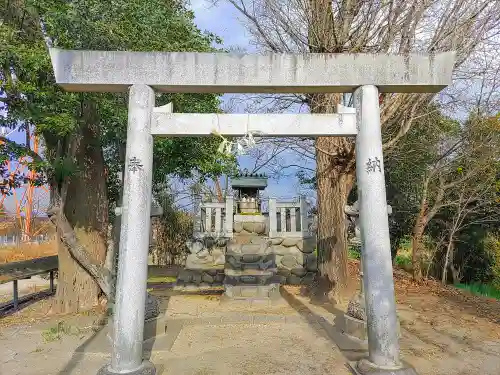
<box><xmin>227</xmin><ymin>243</ymin><xmax>272</xmax><ymax>254</ymax></box>
<box><xmin>173</xmin><ymin>283</ymin><xmax>224</xmax><ymax>292</ymax></box>
<box><xmin>225</xmin><ymin>253</ymin><xmax>275</xmax><ymax>271</ymax></box>
<box><xmin>224</xmin><ymin>268</ymin><xmax>277</xmax><ymax>276</ymax></box>
<box><xmin>177</xmin><ymin>269</ymin><xmax>225</xmax><ymax>285</ymax></box>
<box><xmin>224</xmin><ymin>274</ymin><xmax>282</xmax><ymax>286</ymax></box>
<box><xmin>224</xmin><ymin>284</ymin><xmax>281</xmax><ymax>299</ymax></box>
<box><xmin>342</xmin><ymin>314</ymin><xmax>401</xmax><ymax>344</ymax></box>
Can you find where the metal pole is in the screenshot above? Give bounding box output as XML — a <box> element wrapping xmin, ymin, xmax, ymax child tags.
<box><xmin>99</xmin><ymin>84</ymin><xmax>155</xmax><ymax>375</ymax></box>
<box><xmin>354</xmin><ymin>85</ymin><xmax>400</xmax><ymax>369</ymax></box>
<box><xmin>13</xmin><ymin>280</ymin><xmax>19</xmax><ymax>310</ymax></box>
<box><xmin>49</xmin><ymin>271</ymin><xmax>55</xmax><ymax>293</ymax></box>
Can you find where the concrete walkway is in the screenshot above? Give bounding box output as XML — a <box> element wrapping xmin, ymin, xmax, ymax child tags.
<box><xmin>2</xmin><ymin>285</ymin><xmax>500</xmax><ymax>375</ymax></box>
<box><xmin>0</xmin><ymin>289</ymin><xmax>356</xmax><ymax>375</ymax></box>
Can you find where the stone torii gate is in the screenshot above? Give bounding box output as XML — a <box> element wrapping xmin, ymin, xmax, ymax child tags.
<box><xmin>49</xmin><ymin>49</ymin><xmax>455</xmax><ymax>375</ymax></box>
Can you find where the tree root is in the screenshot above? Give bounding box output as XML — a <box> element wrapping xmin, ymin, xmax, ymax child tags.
<box><xmin>47</xmin><ymin>206</ymin><xmax>111</xmax><ymax>297</ymax></box>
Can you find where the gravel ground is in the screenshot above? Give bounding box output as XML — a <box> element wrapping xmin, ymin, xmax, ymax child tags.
<box><xmin>0</xmin><ymin>264</ymin><xmax>499</xmax><ymax>375</ymax></box>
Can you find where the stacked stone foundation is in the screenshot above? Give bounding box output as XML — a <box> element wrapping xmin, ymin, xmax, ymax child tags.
<box><xmin>175</xmin><ymin>241</ymin><xmax>227</xmax><ymax>291</ymax></box>
<box><xmin>177</xmin><ymin>233</ymin><xmax>318</xmax><ymax>292</ymax></box>
<box><xmin>176</xmin><ymin>267</ymin><xmax>225</xmax><ymax>290</ymax></box>
<box><xmin>271</xmin><ymin>236</ymin><xmax>317</xmax><ymax>285</ymax></box>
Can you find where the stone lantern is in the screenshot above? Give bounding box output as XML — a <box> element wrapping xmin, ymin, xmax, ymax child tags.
<box><xmin>343</xmin><ymin>200</ymin><xmax>393</xmax><ymax>343</ymax></box>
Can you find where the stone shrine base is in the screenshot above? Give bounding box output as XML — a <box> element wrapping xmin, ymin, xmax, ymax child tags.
<box><xmin>342</xmin><ymin>314</ymin><xmax>401</xmax><ymax>344</ymax></box>
<box><xmin>343</xmin><ymin>314</ymin><xmax>368</xmax><ymax>342</ymax></box>
<box><xmin>97</xmin><ymin>360</ymin><xmax>156</xmax><ymax>375</ymax></box>
<box><xmin>223</xmin><ymin>283</ymin><xmax>281</xmax><ymax>299</ymax></box>
<box><xmin>107</xmin><ymin>314</ymin><xmax>167</xmax><ymax>343</ymax></box>
<box><xmin>175</xmin><ymin>267</ymin><xmax>225</xmax><ymax>290</ymax></box>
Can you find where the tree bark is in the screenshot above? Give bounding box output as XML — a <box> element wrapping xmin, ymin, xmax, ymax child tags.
<box><xmin>412</xmin><ymin>201</ymin><xmax>428</xmax><ymax>282</ymax></box>
<box><xmin>412</xmin><ymin>176</ymin><xmax>432</xmax><ymax>282</ymax></box>
<box><xmin>309</xmin><ymin>93</ymin><xmax>355</xmax><ymax>303</ymax></box>
<box><xmin>450</xmin><ymin>262</ymin><xmax>461</xmax><ymax>285</ymax></box>
<box><xmin>315</xmin><ymin>153</ymin><xmax>354</xmax><ymax>302</ymax></box>
<box><xmin>442</xmin><ymin>237</ymin><xmax>454</xmax><ymax>284</ymax></box>
<box><xmin>447</xmin><ymin>239</ymin><xmax>461</xmax><ymax>284</ymax></box>
<box><xmin>51</xmin><ymin>102</ymin><xmax>109</xmax><ymax>314</ymax></box>
<box><xmin>214</xmin><ymin>178</ymin><xmax>224</xmax><ymax>203</ymax></box>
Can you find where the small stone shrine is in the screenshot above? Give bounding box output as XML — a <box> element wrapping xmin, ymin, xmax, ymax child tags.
<box><xmin>232</xmin><ymin>170</ymin><xmax>268</xmax><ymax>235</ymax></box>
<box><xmin>176</xmin><ymin>170</ymin><xmax>317</xmax><ymax>299</ymax></box>
<box><xmin>225</xmin><ymin>172</ymin><xmax>278</xmax><ymax>299</ymax></box>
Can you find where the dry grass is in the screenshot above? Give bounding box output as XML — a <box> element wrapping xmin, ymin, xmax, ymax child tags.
<box><xmin>0</xmin><ymin>241</ymin><xmax>57</xmax><ymax>264</ymax></box>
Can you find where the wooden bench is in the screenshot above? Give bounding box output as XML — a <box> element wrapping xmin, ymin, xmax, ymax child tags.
<box><xmin>0</xmin><ymin>255</ymin><xmax>58</xmax><ymax>310</ymax></box>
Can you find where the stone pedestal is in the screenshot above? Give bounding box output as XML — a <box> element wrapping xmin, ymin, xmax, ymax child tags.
<box><xmin>109</xmin><ymin>314</ymin><xmax>167</xmax><ymax>343</ymax></box>
<box><xmin>344</xmin><ymin>314</ymin><xmax>368</xmax><ymax>342</ymax></box>
<box><xmin>175</xmin><ymin>239</ymin><xmax>226</xmax><ymax>291</ymax></box>
<box><xmin>343</xmin><ymin>293</ymin><xmax>401</xmax><ymax>344</ymax></box>
<box><xmin>98</xmin><ymin>361</ymin><xmax>156</xmax><ymax>375</ymax></box>
<box><xmin>233</xmin><ymin>214</ymin><xmax>267</xmax><ymax>235</ymax></box>
<box><xmin>344</xmin><ymin>290</ymin><xmax>368</xmax><ymax>343</ymax></box>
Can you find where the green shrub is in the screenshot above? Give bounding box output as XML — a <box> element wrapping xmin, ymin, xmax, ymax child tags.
<box><xmin>398</xmin><ymin>237</ymin><xmax>412</xmax><ymax>253</ymax></box>
<box><xmin>455</xmin><ymin>282</ymin><xmax>500</xmax><ymax>300</ymax></box>
<box><xmin>484</xmin><ymin>233</ymin><xmax>500</xmax><ymax>288</ymax></box>
<box><xmin>394</xmin><ymin>254</ymin><xmax>412</xmax><ymax>267</ymax></box>
<box><xmin>348</xmin><ymin>246</ymin><xmax>361</xmax><ymax>260</ymax></box>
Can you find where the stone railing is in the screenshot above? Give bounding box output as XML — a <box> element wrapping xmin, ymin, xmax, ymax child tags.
<box><xmin>268</xmin><ymin>196</ymin><xmax>308</xmax><ymax>238</ymax></box>
<box><xmin>193</xmin><ymin>197</ymin><xmax>234</xmax><ymax>238</ymax></box>
<box><xmin>192</xmin><ymin>196</ymin><xmax>310</xmax><ymax>238</ymax></box>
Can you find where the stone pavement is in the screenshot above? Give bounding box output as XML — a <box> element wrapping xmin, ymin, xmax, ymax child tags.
<box><xmin>0</xmin><ymin>289</ymin><xmax>359</xmax><ymax>375</ymax></box>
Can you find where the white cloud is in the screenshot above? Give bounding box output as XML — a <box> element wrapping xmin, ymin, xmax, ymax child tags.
<box><xmin>189</xmin><ymin>0</ymin><xmax>251</xmax><ymax>50</ymax></box>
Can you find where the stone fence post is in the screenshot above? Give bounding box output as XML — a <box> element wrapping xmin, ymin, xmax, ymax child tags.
<box><xmin>225</xmin><ymin>196</ymin><xmax>234</xmax><ymax>237</ymax></box>
<box><xmin>299</xmin><ymin>196</ymin><xmax>308</xmax><ymax>235</ymax></box>
<box><xmin>268</xmin><ymin>198</ymin><xmax>277</xmax><ymax>237</ymax></box>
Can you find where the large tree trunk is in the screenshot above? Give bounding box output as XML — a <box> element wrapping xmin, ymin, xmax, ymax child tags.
<box><xmin>447</xmin><ymin>240</ymin><xmax>461</xmax><ymax>284</ymax></box>
<box><xmin>442</xmin><ymin>234</ymin><xmax>455</xmax><ymax>284</ymax></box>
<box><xmin>315</xmin><ymin>151</ymin><xmax>354</xmax><ymax>302</ymax></box>
<box><xmin>411</xmin><ymin>206</ymin><xmax>427</xmax><ymax>282</ymax></box>
<box><xmin>52</xmin><ymin>103</ymin><xmax>109</xmax><ymax>313</ymax></box>
<box><xmin>450</xmin><ymin>264</ymin><xmax>461</xmax><ymax>285</ymax></box>
<box><xmin>310</xmin><ymin>93</ymin><xmax>355</xmax><ymax>303</ymax></box>
<box><xmin>411</xmin><ymin>177</ymin><xmax>431</xmax><ymax>282</ymax></box>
